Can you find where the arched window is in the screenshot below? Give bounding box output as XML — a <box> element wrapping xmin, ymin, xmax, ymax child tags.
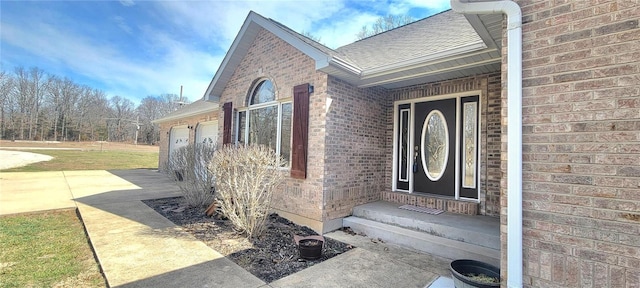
<box><xmin>236</xmin><ymin>79</ymin><xmax>292</xmax><ymax>166</ymax></box>
<box><xmin>250</xmin><ymin>80</ymin><xmax>275</xmax><ymax>105</ymax></box>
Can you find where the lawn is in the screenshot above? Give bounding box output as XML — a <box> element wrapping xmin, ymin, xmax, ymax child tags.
<box><xmin>1</xmin><ymin>150</ymin><xmax>159</xmax><ymax>172</ymax></box>
<box><xmin>0</xmin><ymin>210</ymin><xmax>106</xmax><ymax>288</ymax></box>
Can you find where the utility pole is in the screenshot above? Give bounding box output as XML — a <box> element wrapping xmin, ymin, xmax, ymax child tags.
<box><xmin>104</xmin><ymin>117</ymin><xmax>143</xmax><ymax>145</ymax></box>
<box><xmin>133</xmin><ymin>116</ymin><xmax>140</xmax><ymax>145</ymax></box>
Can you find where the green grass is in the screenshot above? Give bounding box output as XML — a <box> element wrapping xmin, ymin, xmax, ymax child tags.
<box><xmin>1</xmin><ymin>150</ymin><xmax>159</xmax><ymax>172</ymax></box>
<box><xmin>0</xmin><ymin>210</ymin><xmax>106</xmax><ymax>288</ymax></box>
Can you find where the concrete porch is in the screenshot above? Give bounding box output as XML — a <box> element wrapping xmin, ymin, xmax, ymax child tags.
<box><xmin>343</xmin><ymin>201</ymin><xmax>500</xmax><ymax>267</ymax></box>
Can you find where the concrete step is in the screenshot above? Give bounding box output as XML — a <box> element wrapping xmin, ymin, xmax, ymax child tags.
<box><xmin>343</xmin><ymin>201</ymin><xmax>500</xmax><ymax>267</ymax></box>
<box><xmin>352</xmin><ymin>201</ymin><xmax>500</xmax><ymax>250</ymax></box>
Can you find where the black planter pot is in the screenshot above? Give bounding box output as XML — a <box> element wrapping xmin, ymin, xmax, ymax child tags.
<box><xmin>298</xmin><ymin>239</ymin><xmax>323</xmax><ymax>260</ymax></box>
<box><xmin>450</xmin><ymin>259</ymin><xmax>500</xmax><ymax>288</ymax></box>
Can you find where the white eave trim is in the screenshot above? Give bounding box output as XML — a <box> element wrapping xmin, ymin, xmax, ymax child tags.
<box><xmin>327</xmin><ymin>56</ymin><xmax>362</xmax><ymax>75</ymax></box>
<box><xmin>362</xmin><ymin>41</ymin><xmax>488</xmax><ymax>77</ymax></box>
<box><xmin>205</xmin><ymin>11</ymin><xmax>337</xmax><ymax>101</ymax></box>
<box><xmin>358</xmin><ymin>57</ymin><xmax>500</xmax><ymax>88</ymax></box>
<box><xmin>152</xmin><ymin>107</ymin><xmax>220</xmax><ymax>124</ymax></box>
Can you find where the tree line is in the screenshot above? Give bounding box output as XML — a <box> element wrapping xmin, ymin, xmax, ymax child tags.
<box><xmin>0</xmin><ymin>66</ymin><xmax>190</xmax><ymax>145</ymax></box>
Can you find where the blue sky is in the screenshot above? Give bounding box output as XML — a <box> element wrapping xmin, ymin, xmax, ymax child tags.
<box><xmin>1</xmin><ymin>0</ymin><xmax>450</xmax><ymax>104</ymax></box>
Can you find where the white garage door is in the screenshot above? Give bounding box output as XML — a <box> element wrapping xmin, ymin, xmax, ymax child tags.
<box><xmin>196</xmin><ymin>121</ymin><xmax>218</xmax><ymax>146</ymax></box>
<box><xmin>169</xmin><ymin>126</ymin><xmax>189</xmax><ymax>155</ymax></box>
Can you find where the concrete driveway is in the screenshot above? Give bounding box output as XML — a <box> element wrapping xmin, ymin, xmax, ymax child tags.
<box><xmin>0</xmin><ymin>169</ymin><xmax>449</xmax><ymax>288</ymax></box>
<box><xmin>0</xmin><ymin>169</ymin><xmax>263</xmax><ymax>287</ymax></box>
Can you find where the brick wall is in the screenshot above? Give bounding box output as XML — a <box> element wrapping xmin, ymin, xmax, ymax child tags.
<box><xmin>508</xmin><ymin>1</ymin><xmax>640</xmax><ymax>286</ymax></box>
<box><xmin>322</xmin><ymin>76</ymin><xmax>388</xmax><ymax>220</ymax></box>
<box><xmin>157</xmin><ymin>112</ymin><xmax>218</xmax><ymax>171</ymax></box>
<box><xmin>218</xmin><ymin>28</ymin><xmax>329</xmax><ymax>222</ymax></box>
<box><xmin>386</xmin><ymin>72</ymin><xmax>502</xmax><ymax>216</ymax></box>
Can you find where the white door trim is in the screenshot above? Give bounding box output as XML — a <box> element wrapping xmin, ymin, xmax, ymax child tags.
<box><xmin>392</xmin><ymin>90</ymin><xmax>482</xmax><ymax>202</ymax></box>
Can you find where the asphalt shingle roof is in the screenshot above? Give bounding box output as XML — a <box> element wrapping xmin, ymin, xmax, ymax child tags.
<box><xmin>335</xmin><ymin>10</ymin><xmax>483</xmax><ymax>71</ymax></box>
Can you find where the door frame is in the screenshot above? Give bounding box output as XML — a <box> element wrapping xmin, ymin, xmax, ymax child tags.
<box><xmin>392</xmin><ymin>91</ymin><xmax>482</xmax><ymax>202</ymax></box>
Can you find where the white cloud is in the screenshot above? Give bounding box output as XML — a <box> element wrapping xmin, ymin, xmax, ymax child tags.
<box><xmin>113</xmin><ymin>16</ymin><xmax>132</xmax><ymax>34</ymax></box>
<box><xmin>153</xmin><ymin>1</ymin><xmax>348</xmax><ymax>50</ymax></box>
<box><xmin>389</xmin><ymin>0</ymin><xmax>451</xmax><ymax>15</ymax></box>
<box><xmin>119</xmin><ymin>0</ymin><xmax>135</xmax><ymax>7</ymax></box>
<box><xmin>314</xmin><ymin>11</ymin><xmax>380</xmax><ymax>48</ymax></box>
<box><xmin>1</xmin><ymin>20</ymin><xmax>220</xmax><ymax>102</ymax></box>
<box><xmin>0</xmin><ymin>0</ymin><xmax>451</xmax><ymax>103</ymax></box>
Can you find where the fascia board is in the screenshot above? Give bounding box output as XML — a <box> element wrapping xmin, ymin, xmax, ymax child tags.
<box><xmin>361</xmin><ymin>41</ymin><xmax>488</xmax><ymax>77</ymax></box>
<box><xmin>152</xmin><ymin>107</ymin><xmax>220</xmax><ymax>124</ymax></box>
<box><xmin>327</xmin><ymin>56</ymin><xmax>362</xmax><ymax>75</ymax></box>
<box><xmin>358</xmin><ymin>56</ymin><xmax>500</xmax><ymax>88</ymax></box>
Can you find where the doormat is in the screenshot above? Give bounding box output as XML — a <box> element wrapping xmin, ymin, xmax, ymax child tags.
<box><xmin>399</xmin><ymin>205</ymin><xmax>444</xmax><ymax>215</ymax></box>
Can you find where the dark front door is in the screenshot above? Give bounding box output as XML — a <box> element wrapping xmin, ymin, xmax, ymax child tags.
<box><xmin>413</xmin><ymin>98</ymin><xmax>456</xmax><ymax>196</ymax></box>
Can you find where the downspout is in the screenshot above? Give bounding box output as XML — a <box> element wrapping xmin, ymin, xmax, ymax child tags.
<box><xmin>450</xmin><ymin>1</ymin><xmax>522</xmax><ymax>288</ymax></box>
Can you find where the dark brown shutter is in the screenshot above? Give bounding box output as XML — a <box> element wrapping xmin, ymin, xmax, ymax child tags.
<box><xmin>222</xmin><ymin>102</ymin><xmax>233</xmax><ymax>145</ymax></box>
<box><xmin>291</xmin><ymin>84</ymin><xmax>309</xmax><ymax>179</ymax></box>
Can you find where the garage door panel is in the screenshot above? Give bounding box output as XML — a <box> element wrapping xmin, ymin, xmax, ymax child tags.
<box><xmin>196</xmin><ymin>121</ymin><xmax>218</xmax><ymax>145</ymax></box>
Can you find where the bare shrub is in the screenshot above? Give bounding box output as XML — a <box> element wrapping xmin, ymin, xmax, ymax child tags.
<box><xmin>166</xmin><ymin>143</ymin><xmax>217</xmax><ymax>207</ymax></box>
<box><xmin>209</xmin><ymin>145</ymin><xmax>284</xmax><ymax>239</ymax></box>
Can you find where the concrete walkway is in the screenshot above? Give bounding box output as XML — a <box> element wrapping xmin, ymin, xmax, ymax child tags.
<box><xmin>0</xmin><ymin>169</ymin><xmax>449</xmax><ymax>287</ymax></box>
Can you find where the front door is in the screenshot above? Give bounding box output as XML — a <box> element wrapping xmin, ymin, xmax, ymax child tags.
<box><xmin>413</xmin><ymin>98</ymin><xmax>456</xmax><ymax>196</ymax></box>
<box><xmin>394</xmin><ymin>95</ymin><xmax>480</xmax><ymax>199</ymax></box>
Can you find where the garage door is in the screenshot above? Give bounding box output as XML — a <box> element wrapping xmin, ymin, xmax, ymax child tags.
<box><xmin>169</xmin><ymin>126</ymin><xmax>189</xmax><ymax>155</ymax></box>
<box><xmin>196</xmin><ymin>121</ymin><xmax>218</xmax><ymax>146</ymax></box>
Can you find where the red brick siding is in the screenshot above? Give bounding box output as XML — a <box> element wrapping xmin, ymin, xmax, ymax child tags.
<box><xmin>218</xmin><ymin>28</ymin><xmax>329</xmax><ymax>222</ymax></box>
<box><xmin>508</xmin><ymin>1</ymin><xmax>640</xmax><ymax>286</ymax></box>
<box><xmin>322</xmin><ymin>76</ymin><xmax>387</xmax><ymax>220</ymax></box>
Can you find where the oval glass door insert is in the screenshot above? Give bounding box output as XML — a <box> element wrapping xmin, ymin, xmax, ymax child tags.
<box><xmin>421</xmin><ymin>110</ymin><xmax>449</xmax><ymax>181</ymax></box>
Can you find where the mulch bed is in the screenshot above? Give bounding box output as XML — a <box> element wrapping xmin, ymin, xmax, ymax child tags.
<box><xmin>143</xmin><ymin>196</ymin><xmax>354</xmax><ymax>283</ymax></box>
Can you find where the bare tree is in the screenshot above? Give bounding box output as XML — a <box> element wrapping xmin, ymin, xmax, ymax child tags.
<box><xmin>107</xmin><ymin>96</ymin><xmax>136</xmax><ymax>142</ymax></box>
<box><xmin>79</xmin><ymin>88</ymin><xmax>110</xmax><ymax>141</ymax></box>
<box><xmin>0</xmin><ymin>71</ymin><xmax>15</xmax><ymax>139</ymax></box>
<box><xmin>356</xmin><ymin>14</ymin><xmax>414</xmax><ymax>40</ymax></box>
<box><xmin>137</xmin><ymin>96</ymin><xmax>163</xmax><ymax>145</ymax></box>
<box><xmin>47</xmin><ymin>76</ymin><xmax>80</xmax><ymax>141</ymax></box>
<box><xmin>11</xmin><ymin>67</ymin><xmax>50</xmax><ymax>140</ymax></box>
<box><xmin>0</xmin><ymin>65</ymin><xmax>192</xmax><ymax>143</ymax></box>
<box><xmin>301</xmin><ymin>30</ymin><xmax>322</xmax><ymax>44</ymax></box>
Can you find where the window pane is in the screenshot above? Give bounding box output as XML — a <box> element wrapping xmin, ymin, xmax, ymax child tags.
<box><xmin>250</xmin><ymin>80</ymin><xmax>275</xmax><ymax>105</ymax></box>
<box><xmin>249</xmin><ymin>106</ymin><xmax>278</xmax><ymax>151</ymax></box>
<box><xmin>280</xmin><ymin>103</ymin><xmax>292</xmax><ymax>165</ymax></box>
<box><xmin>237</xmin><ymin>111</ymin><xmax>246</xmax><ymax>144</ymax></box>
<box><xmin>463</xmin><ymin>102</ymin><xmax>477</xmax><ymax>188</ymax></box>
<box><xmin>399</xmin><ymin>109</ymin><xmax>410</xmax><ymax>182</ymax></box>
<box><xmin>421</xmin><ymin>110</ymin><xmax>449</xmax><ymax>181</ymax></box>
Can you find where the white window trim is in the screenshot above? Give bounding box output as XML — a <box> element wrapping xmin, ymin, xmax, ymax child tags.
<box><xmin>398</xmin><ymin>108</ymin><xmax>410</xmax><ymax>182</ymax></box>
<box><xmin>392</xmin><ymin>91</ymin><xmax>482</xmax><ymax>202</ymax></box>
<box><xmin>235</xmin><ymin>100</ymin><xmax>292</xmax><ymax>168</ymax></box>
<box><xmin>462</xmin><ymin>101</ymin><xmax>478</xmax><ymax>189</ymax></box>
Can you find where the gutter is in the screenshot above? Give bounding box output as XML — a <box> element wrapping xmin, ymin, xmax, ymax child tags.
<box><xmin>450</xmin><ymin>1</ymin><xmax>523</xmax><ymax>288</ymax></box>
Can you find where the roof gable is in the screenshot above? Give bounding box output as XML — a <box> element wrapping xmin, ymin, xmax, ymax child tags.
<box><xmin>205</xmin><ymin>11</ymin><xmax>357</xmax><ymax>102</ymax></box>
<box><xmin>205</xmin><ymin>10</ymin><xmax>502</xmax><ymax>98</ymax></box>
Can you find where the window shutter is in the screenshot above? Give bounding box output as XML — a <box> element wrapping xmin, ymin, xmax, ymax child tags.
<box><xmin>222</xmin><ymin>102</ymin><xmax>232</xmax><ymax>145</ymax></box>
<box><xmin>291</xmin><ymin>84</ymin><xmax>309</xmax><ymax>179</ymax></box>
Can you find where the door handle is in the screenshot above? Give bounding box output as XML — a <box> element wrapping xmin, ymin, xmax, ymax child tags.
<box><xmin>413</xmin><ymin>146</ymin><xmax>419</xmax><ymax>173</ymax></box>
